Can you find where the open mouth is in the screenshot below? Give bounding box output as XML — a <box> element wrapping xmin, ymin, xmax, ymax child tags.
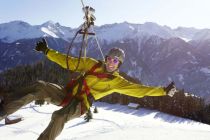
<box><xmin>108</xmin><ymin>65</ymin><xmax>115</xmax><ymax>69</ymax></box>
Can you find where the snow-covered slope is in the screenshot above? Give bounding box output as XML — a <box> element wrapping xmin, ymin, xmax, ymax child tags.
<box><xmin>0</xmin><ymin>102</ymin><xmax>210</xmax><ymax>140</ymax></box>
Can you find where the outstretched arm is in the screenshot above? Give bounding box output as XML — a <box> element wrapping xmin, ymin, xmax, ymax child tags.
<box><xmin>112</xmin><ymin>76</ymin><xmax>166</xmax><ymax>98</ymax></box>
<box><xmin>46</xmin><ymin>49</ymin><xmax>97</xmax><ymax>72</ymax></box>
<box><xmin>35</xmin><ymin>38</ymin><xmax>97</xmax><ymax>72</ymax></box>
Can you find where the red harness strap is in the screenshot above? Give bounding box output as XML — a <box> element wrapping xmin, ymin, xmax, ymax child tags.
<box><xmin>87</xmin><ymin>61</ymin><xmax>114</xmax><ymax>79</ymax></box>
<box><xmin>87</xmin><ymin>72</ymin><xmax>114</xmax><ymax>79</ymax></box>
<box><xmin>78</xmin><ymin>79</ymin><xmax>90</xmax><ymax>114</ymax></box>
<box><xmin>82</xmin><ymin>79</ymin><xmax>90</xmax><ymax>96</ymax></box>
<box><xmin>59</xmin><ymin>79</ymin><xmax>90</xmax><ymax>114</ymax></box>
<box><xmin>59</xmin><ymin>79</ymin><xmax>76</xmax><ymax>107</ymax></box>
<box><xmin>59</xmin><ymin>61</ymin><xmax>114</xmax><ymax>114</ymax></box>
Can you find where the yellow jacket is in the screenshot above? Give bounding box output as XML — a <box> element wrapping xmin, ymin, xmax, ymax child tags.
<box><xmin>47</xmin><ymin>49</ymin><xmax>166</xmax><ymax>109</ymax></box>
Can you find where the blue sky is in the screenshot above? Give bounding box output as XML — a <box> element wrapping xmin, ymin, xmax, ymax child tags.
<box><xmin>0</xmin><ymin>0</ymin><xmax>210</xmax><ymax>29</ymax></box>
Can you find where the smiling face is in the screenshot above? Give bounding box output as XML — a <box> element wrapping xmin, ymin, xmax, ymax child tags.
<box><xmin>105</xmin><ymin>56</ymin><xmax>120</xmax><ymax>72</ymax></box>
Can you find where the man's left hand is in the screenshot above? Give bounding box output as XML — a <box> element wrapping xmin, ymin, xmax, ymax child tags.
<box><xmin>84</xmin><ymin>109</ymin><xmax>93</xmax><ymax>122</ymax></box>
<box><xmin>35</xmin><ymin>100</ymin><xmax>45</xmax><ymax>106</ymax></box>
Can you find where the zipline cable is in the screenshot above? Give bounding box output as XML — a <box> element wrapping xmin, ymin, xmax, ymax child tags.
<box><xmin>66</xmin><ymin>0</ymin><xmax>105</xmax><ymax>73</ymax></box>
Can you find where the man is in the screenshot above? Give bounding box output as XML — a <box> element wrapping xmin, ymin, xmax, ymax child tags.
<box><xmin>0</xmin><ymin>39</ymin><xmax>176</xmax><ymax>140</ymax></box>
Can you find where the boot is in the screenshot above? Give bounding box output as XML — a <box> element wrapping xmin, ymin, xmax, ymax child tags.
<box><xmin>5</xmin><ymin>116</ymin><xmax>22</xmax><ymax>125</ymax></box>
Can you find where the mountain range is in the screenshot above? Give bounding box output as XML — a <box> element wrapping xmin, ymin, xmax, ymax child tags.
<box><xmin>1</xmin><ymin>20</ymin><xmax>210</xmax><ymax>43</ymax></box>
<box><xmin>0</xmin><ymin>20</ymin><xmax>210</xmax><ymax>103</ymax></box>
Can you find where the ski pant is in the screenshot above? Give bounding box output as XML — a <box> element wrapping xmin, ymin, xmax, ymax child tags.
<box><xmin>3</xmin><ymin>80</ymin><xmax>84</xmax><ymax>140</ymax></box>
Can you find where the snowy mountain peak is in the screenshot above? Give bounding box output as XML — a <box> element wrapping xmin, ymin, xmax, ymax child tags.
<box><xmin>142</xmin><ymin>22</ymin><xmax>160</xmax><ymax>27</ymax></box>
<box><xmin>1</xmin><ymin>20</ymin><xmax>210</xmax><ymax>43</ymax></box>
<box><xmin>41</xmin><ymin>20</ymin><xmax>61</xmax><ymax>28</ymax></box>
<box><xmin>0</xmin><ymin>20</ymin><xmax>31</xmax><ymax>27</ymax></box>
<box><xmin>0</xmin><ymin>20</ymin><xmax>43</xmax><ymax>43</ymax></box>
<box><xmin>0</xmin><ymin>20</ymin><xmax>75</xmax><ymax>43</ymax></box>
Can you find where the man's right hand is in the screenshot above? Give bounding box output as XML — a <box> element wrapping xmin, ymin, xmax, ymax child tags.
<box><xmin>164</xmin><ymin>82</ymin><xmax>176</xmax><ymax>97</ymax></box>
<box><xmin>35</xmin><ymin>38</ymin><xmax>49</xmax><ymax>54</ymax></box>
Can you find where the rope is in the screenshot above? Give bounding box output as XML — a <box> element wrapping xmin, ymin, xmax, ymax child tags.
<box><xmin>66</xmin><ymin>0</ymin><xmax>105</xmax><ymax>73</ymax></box>
<box><xmin>81</xmin><ymin>0</ymin><xmax>85</xmax><ymax>9</ymax></box>
<box><xmin>91</xmin><ymin>26</ymin><xmax>105</xmax><ymax>61</ymax></box>
<box><xmin>66</xmin><ymin>30</ymin><xmax>80</xmax><ymax>71</ymax></box>
<box><xmin>75</xmin><ymin>32</ymin><xmax>86</xmax><ymax>72</ymax></box>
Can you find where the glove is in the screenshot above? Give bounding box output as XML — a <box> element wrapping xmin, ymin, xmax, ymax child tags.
<box><xmin>35</xmin><ymin>38</ymin><xmax>49</xmax><ymax>54</ymax></box>
<box><xmin>164</xmin><ymin>82</ymin><xmax>176</xmax><ymax>97</ymax></box>
<box><xmin>35</xmin><ymin>100</ymin><xmax>45</xmax><ymax>106</ymax></box>
<box><xmin>93</xmin><ymin>106</ymin><xmax>98</xmax><ymax>113</ymax></box>
<box><xmin>84</xmin><ymin>109</ymin><xmax>93</xmax><ymax>122</ymax></box>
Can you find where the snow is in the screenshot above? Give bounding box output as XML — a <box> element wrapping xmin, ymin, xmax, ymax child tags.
<box><xmin>128</xmin><ymin>102</ymin><xmax>139</xmax><ymax>109</ymax></box>
<box><xmin>165</xmin><ymin>52</ymin><xmax>172</xmax><ymax>58</ymax></box>
<box><xmin>15</xmin><ymin>51</ymin><xmax>21</xmax><ymax>54</ymax></box>
<box><xmin>95</xmin><ymin>22</ymin><xmax>136</xmax><ymax>43</ymax></box>
<box><xmin>200</xmin><ymin>67</ymin><xmax>210</xmax><ymax>75</ymax></box>
<box><xmin>0</xmin><ymin>21</ymin><xmax>73</xmax><ymax>43</ymax></box>
<box><xmin>129</xmin><ymin>25</ymin><xmax>135</xmax><ymax>30</ymax></box>
<box><xmin>127</xmin><ymin>70</ymin><xmax>133</xmax><ymax>77</ymax></box>
<box><xmin>131</xmin><ymin>60</ymin><xmax>137</xmax><ymax>67</ymax></box>
<box><xmin>0</xmin><ymin>21</ymin><xmax>44</xmax><ymax>43</ymax></box>
<box><xmin>184</xmin><ymin>92</ymin><xmax>199</xmax><ymax>98</ymax></box>
<box><xmin>41</xmin><ymin>27</ymin><xmax>59</xmax><ymax>38</ymax></box>
<box><xmin>180</xmin><ymin>37</ymin><xmax>191</xmax><ymax>42</ymax></box>
<box><xmin>127</xmin><ymin>67</ymin><xmax>143</xmax><ymax>79</ymax></box>
<box><xmin>0</xmin><ymin>102</ymin><xmax>210</xmax><ymax>140</ymax></box>
<box><xmin>2</xmin><ymin>49</ymin><xmax>8</xmax><ymax>57</ymax></box>
<box><xmin>168</xmin><ymin>77</ymin><xmax>172</xmax><ymax>81</ymax></box>
<box><xmin>177</xmin><ymin>74</ymin><xmax>184</xmax><ymax>85</ymax></box>
<box><xmin>140</xmin><ymin>22</ymin><xmax>173</xmax><ymax>39</ymax></box>
<box><xmin>41</xmin><ymin>21</ymin><xmax>74</xmax><ymax>41</ymax></box>
<box><xmin>187</xmin><ymin>51</ymin><xmax>191</xmax><ymax>55</ymax></box>
<box><xmin>1</xmin><ymin>20</ymin><xmax>210</xmax><ymax>44</ymax></box>
<box><xmin>187</xmin><ymin>51</ymin><xmax>197</xmax><ymax>62</ymax></box>
<box><xmin>119</xmin><ymin>40</ymin><xmax>125</xmax><ymax>43</ymax></box>
<box><xmin>193</xmin><ymin>29</ymin><xmax>210</xmax><ymax>41</ymax></box>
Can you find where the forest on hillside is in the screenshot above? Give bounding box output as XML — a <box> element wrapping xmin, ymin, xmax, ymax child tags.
<box><xmin>0</xmin><ymin>59</ymin><xmax>210</xmax><ymax>124</ymax></box>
